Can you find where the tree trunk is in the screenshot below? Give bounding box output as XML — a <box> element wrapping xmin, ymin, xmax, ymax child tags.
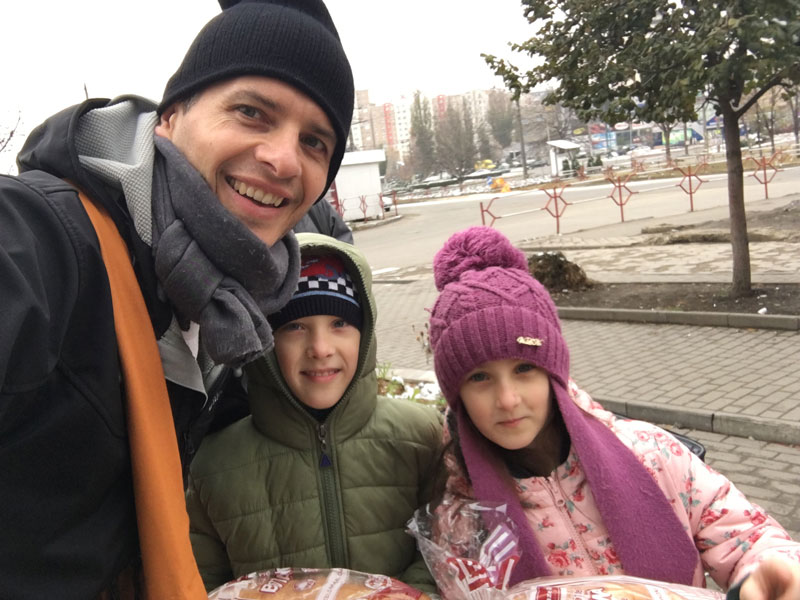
<box><xmin>793</xmin><ymin>91</ymin><xmax>800</xmax><ymax>145</ymax></box>
<box><xmin>665</xmin><ymin>127</ymin><xmax>673</xmax><ymax>163</ymax></box>
<box><xmin>721</xmin><ymin>105</ymin><xmax>752</xmax><ymax>296</ymax></box>
<box><xmin>659</xmin><ymin>123</ymin><xmax>673</xmax><ymax>163</ymax></box>
<box><xmin>683</xmin><ymin>122</ymin><xmax>689</xmax><ymax>156</ymax></box>
<box><xmin>754</xmin><ymin>104</ymin><xmax>763</xmax><ymax>155</ymax></box>
<box><xmin>768</xmin><ymin>104</ymin><xmax>776</xmax><ymax>154</ymax></box>
<box><xmin>586</xmin><ymin>122</ymin><xmax>593</xmax><ymax>158</ymax></box>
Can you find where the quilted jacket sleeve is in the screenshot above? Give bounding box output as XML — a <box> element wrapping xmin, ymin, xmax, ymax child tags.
<box><xmin>186</xmin><ymin>473</ymin><xmax>234</xmax><ymax>592</ymax></box>
<box><xmin>616</xmin><ymin>417</ymin><xmax>800</xmax><ymax>590</ymax></box>
<box><xmin>683</xmin><ymin>452</ymin><xmax>800</xmax><ymax>588</ymax></box>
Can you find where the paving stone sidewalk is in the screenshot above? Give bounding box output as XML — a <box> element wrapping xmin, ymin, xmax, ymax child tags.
<box><xmin>373</xmin><ymin>274</ymin><xmax>800</xmax><ymax>442</ymax></box>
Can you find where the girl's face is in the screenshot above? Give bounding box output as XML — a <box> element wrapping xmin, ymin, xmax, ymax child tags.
<box><xmin>459</xmin><ymin>358</ymin><xmax>553</xmax><ymax>450</ymax></box>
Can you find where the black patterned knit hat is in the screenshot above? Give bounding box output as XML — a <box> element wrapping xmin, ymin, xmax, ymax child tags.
<box><xmin>268</xmin><ymin>254</ymin><xmax>362</xmax><ymax>331</ymax></box>
<box><xmin>158</xmin><ymin>0</ymin><xmax>354</xmax><ymax>196</ymax></box>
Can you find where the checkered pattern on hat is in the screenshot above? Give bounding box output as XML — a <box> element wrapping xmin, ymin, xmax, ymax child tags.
<box><xmin>268</xmin><ymin>254</ymin><xmax>362</xmax><ymax>330</ymax></box>
<box><xmin>295</xmin><ymin>270</ymin><xmax>357</xmax><ymax>302</ymax></box>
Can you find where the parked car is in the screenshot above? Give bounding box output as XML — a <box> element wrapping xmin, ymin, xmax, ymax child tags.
<box><xmin>465</xmin><ymin>168</ymin><xmax>492</xmax><ymax>180</ymax></box>
<box><xmin>422</xmin><ymin>172</ymin><xmax>453</xmax><ymax>183</ymax></box>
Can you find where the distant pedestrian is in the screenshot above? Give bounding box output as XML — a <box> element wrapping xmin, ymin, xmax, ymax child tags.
<box><xmin>425</xmin><ymin>226</ymin><xmax>800</xmax><ymax>600</ymax></box>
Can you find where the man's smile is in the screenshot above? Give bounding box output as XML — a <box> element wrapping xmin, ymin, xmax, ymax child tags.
<box><xmin>227</xmin><ymin>176</ymin><xmax>287</xmax><ymax>207</ymax></box>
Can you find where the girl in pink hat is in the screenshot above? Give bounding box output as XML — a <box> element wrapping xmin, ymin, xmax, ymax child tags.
<box><xmin>427</xmin><ymin>226</ymin><xmax>800</xmax><ymax>600</ymax></box>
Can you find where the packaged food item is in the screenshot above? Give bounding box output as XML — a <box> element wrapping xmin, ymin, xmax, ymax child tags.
<box><xmin>208</xmin><ymin>567</ymin><xmax>431</xmax><ymax>600</ymax></box>
<box><xmin>507</xmin><ymin>575</ymin><xmax>723</xmax><ymax>600</ymax></box>
<box><xmin>408</xmin><ymin>500</ymin><xmax>521</xmax><ymax>600</ymax></box>
<box><xmin>407</xmin><ymin>501</ymin><xmax>724</xmax><ymax>600</ymax></box>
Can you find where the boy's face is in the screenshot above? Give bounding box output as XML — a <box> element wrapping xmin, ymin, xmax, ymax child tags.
<box><xmin>459</xmin><ymin>358</ymin><xmax>553</xmax><ymax>450</ymax></box>
<box><xmin>155</xmin><ymin>76</ymin><xmax>336</xmax><ymax>248</ymax></box>
<box><xmin>274</xmin><ymin>315</ymin><xmax>360</xmax><ymax>410</ymax></box>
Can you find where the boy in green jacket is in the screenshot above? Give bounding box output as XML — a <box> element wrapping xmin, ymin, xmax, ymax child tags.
<box><xmin>186</xmin><ymin>233</ymin><xmax>443</xmax><ymax>593</ymax></box>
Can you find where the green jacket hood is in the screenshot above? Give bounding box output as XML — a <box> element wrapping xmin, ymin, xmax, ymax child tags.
<box><xmin>245</xmin><ymin>233</ymin><xmax>378</xmax><ymax>442</ymax></box>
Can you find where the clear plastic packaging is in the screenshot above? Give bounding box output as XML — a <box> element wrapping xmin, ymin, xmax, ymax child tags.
<box><xmin>208</xmin><ymin>567</ymin><xmax>431</xmax><ymax>600</ymax></box>
<box><xmin>506</xmin><ymin>575</ymin><xmax>723</xmax><ymax>600</ymax></box>
<box><xmin>407</xmin><ymin>501</ymin><xmax>723</xmax><ymax>600</ymax></box>
<box><xmin>408</xmin><ymin>500</ymin><xmax>520</xmax><ymax>600</ymax></box>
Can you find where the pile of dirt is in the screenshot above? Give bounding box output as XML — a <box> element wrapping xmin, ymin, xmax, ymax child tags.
<box><xmin>528</xmin><ymin>250</ymin><xmax>591</xmax><ymax>291</ymax></box>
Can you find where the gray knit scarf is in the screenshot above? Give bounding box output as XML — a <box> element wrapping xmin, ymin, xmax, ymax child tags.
<box><xmin>151</xmin><ymin>136</ymin><xmax>300</xmax><ymax>367</ymax></box>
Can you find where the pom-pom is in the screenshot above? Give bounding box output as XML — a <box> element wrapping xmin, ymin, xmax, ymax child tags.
<box><xmin>433</xmin><ymin>227</ymin><xmax>528</xmax><ymax>291</ymax></box>
<box><xmin>218</xmin><ymin>0</ymin><xmax>340</xmax><ymax>38</ymax></box>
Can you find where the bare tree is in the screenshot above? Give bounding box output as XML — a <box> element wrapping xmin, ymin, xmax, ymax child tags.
<box><xmin>435</xmin><ymin>100</ymin><xmax>477</xmax><ymax>188</ymax></box>
<box><xmin>476</xmin><ymin>122</ymin><xmax>496</xmax><ymax>162</ymax></box>
<box><xmin>761</xmin><ymin>88</ymin><xmax>783</xmax><ymax>155</ymax></box>
<box><xmin>783</xmin><ymin>85</ymin><xmax>800</xmax><ymax>145</ymax></box>
<box><xmin>0</xmin><ymin>113</ymin><xmax>21</xmax><ymax>156</ymax></box>
<box><xmin>486</xmin><ymin>90</ymin><xmax>514</xmax><ymax>150</ymax></box>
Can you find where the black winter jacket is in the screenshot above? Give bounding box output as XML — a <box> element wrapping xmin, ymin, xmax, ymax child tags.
<box><xmin>0</xmin><ymin>98</ymin><xmax>230</xmax><ymax>599</ymax></box>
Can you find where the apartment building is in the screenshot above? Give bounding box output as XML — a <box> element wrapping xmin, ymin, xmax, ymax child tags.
<box><xmin>348</xmin><ymin>87</ymin><xmax>502</xmax><ymax>162</ymax></box>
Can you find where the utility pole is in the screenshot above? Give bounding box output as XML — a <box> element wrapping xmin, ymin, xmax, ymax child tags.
<box><xmin>517</xmin><ymin>99</ymin><xmax>528</xmax><ymax>180</ymax></box>
<box><xmin>683</xmin><ymin>122</ymin><xmax>689</xmax><ymax>156</ymax></box>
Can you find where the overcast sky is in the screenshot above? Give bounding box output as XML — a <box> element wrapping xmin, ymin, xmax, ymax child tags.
<box><xmin>1</xmin><ymin>0</ymin><xmax>536</xmax><ymax>171</ymax></box>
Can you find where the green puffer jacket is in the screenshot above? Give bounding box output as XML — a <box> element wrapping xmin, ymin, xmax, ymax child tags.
<box><xmin>186</xmin><ymin>233</ymin><xmax>443</xmax><ymax>593</ymax></box>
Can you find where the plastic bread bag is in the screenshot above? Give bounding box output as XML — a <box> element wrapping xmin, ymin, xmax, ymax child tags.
<box><xmin>407</xmin><ymin>500</ymin><xmax>520</xmax><ymax>600</ymax></box>
<box><xmin>506</xmin><ymin>574</ymin><xmax>724</xmax><ymax>600</ymax></box>
<box><xmin>208</xmin><ymin>567</ymin><xmax>432</xmax><ymax>600</ymax></box>
<box><xmin>407</xmin><ymin>501</ymin><xmax>724</xmax><ymax>600</ymax></box>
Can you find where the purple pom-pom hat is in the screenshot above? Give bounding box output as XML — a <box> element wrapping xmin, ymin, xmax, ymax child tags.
<box><xmin>429</xmin><ymin>226</ymin><xmax>568</xmax><ymax>409</ymax></box>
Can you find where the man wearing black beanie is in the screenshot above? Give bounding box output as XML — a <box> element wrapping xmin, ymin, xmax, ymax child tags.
<box><xmin>0</xmin><ymin>1</ymin><xmax>354</xmax><ymax>598</ymax></box>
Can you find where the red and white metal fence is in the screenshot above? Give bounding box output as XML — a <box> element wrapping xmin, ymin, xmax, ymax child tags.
<box><xmin>478</xmin><ymin>147</ymin><xmax>796</xmax><ymax>233</ymax></box>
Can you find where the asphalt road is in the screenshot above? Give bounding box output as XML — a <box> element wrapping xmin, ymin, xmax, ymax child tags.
<box><xmin>354</xmin><ymin>167</ymin><xmax>800</xmax><ymax>273</ymax></box>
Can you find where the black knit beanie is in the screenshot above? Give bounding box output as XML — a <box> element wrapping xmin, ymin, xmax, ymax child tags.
<box><xmin>268</xmin><ymin>254</ymin><xmax>362</xmax><ymax>331</ymax></box>
<box><xmin>158</xmin><ymin>0</ymin><xmax>354</xmax><ymax>197</ymax></box>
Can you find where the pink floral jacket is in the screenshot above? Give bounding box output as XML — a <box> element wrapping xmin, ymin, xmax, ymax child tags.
<box><xmin>436</xmin><ymin>381</ymin><xmax>800</xmax><ymax>590</ymax></box>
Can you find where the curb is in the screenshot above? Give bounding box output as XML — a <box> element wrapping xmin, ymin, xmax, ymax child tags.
<box><xmin>597</xmin><ymin>397</ymin><xmax>800</xmax><ymax>446</ymax></box>
<box><xmin>557</xmin><ymin>307</ymin><xmax>800</xmax><ymax>331</ymax></box>
<box><xmin>386</xmin><ymin>368</ymin><xmax>800</xmax><ymax>445</ymax></box>
<box><xmin>350</xmin><ymin>214</ymin><xmax>404</xmax><ymax>232</ymax></box>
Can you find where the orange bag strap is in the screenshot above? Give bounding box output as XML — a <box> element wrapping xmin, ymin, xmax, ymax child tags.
<box><xmin>76</xmin><ymin>188</ymin><xmax>207</xmax><ymax>599</ymax></box>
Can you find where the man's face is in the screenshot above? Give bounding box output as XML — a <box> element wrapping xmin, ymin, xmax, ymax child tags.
<box><xmin>155</xmin><ymin>76</ymin><xmax>336</xmax><ymax>247</ymax></box>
